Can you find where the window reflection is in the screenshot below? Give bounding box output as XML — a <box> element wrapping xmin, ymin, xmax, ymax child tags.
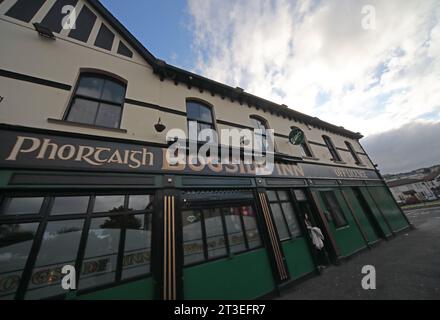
<box><xmin>182</xmin><ymin>202</ymin><xmax>263</xmax><ymax>267</ymax></box>
<box><xmin>93</xmin><ymin>196</ymin><xmax>125</xmax><ymax>213</ymax></box>
<box><xmin>241</xmin><ymin>206</ymin><xmax>262</xmax><ymax>249</ymax></box>
<box><xmin>122</xmin><ymin>214</ymin><xmax>152</xmax><ymax>280</ymax></box>
<box><xmin>79</xmin><ymin>216</ymin><xmax>121</xmax><ymax>290</ymax></box>
<box><xmin>51</xmin><ymin>197</ymin><xmax>89</xmax><ymax>215</ymax></box>
<box><xmin>0</xmin><ymin>192</ymin><xmax>156</xmax><ymax>299</ymax></box>
<box><xmin>0</xmin><ymin>223</ymin><xmax>39</xmax><ymax>299</ymax></box>
<box><xmin>282</xmin><ymin>202</ymin><xmax>301</xmax><ymax>238</ymax></box>
<box><xmin>26</xmin><ymin>220</ymin><xmax>84</xmax><ymax>299</ymax></box>
<box><xmin>321</xmin><ymin>191</ymin><xmax>348</xmax><ymax>228</ymax></box>
<box><xmin>182</xmin><ymin>210</ymin><xmax>204</xmax><ymax>265</ymax></box>
<box><xmin>267</xmin><ymin>189</ymin><xmax>303</xmax><ymax>241</ymax></box>
<box><xmin>203</xmin><ymin>208</ymin><xmax>227</xmax><ymax>259</ymax></box>
<box><xmin>67</xmin><ymin>74</ymin><xmax>126</xmax><ymax>129</ymax></box>
<box><xmin>223</xmin><ymin>207</ymin><xmax>246</xmax><ymax>254</ymax></box>
<box><xmin>2</xmin><ymin>198</ymin><xmax>44</xmax><ymax>215</ymax></box>
<box><xmin>128</xmin><ymin>195</ymin><xmax>154</xmax><ymax>211</ymax></box>
<box><xmin>270</xmin><ymin>203</ymin><xmax>290</xmax><ymax>240</ymax></box>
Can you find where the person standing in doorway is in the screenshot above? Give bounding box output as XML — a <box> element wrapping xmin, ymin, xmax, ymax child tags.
<box><xmin>304</xmin><ymin>213</ymin><xmax>330</xmax><ymax>269</ymax></box>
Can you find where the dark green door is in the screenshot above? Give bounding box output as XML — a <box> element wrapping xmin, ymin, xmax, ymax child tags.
<box><xmin>266</xmin><ymin>189</ymin><xmax>316</xmax><ymax>280</ymax></box>
<box><xmin>358</xmin><ymin>187</ymin><xmax>393</xmax><ymax>237</ymax></box>
<box><xmin>343</xmin><ymin>187</ymin><xmax>381</xmax><ymax>244</ymax></box>
<box><xmin>366</xmin><ymin>186</ymin><xmax>410</xmax><ymax>232</ymax></box>
<box><xmin>313</xmin><ymin>189</ymin><xmax>367</xmax><ymax>258</ymax></box>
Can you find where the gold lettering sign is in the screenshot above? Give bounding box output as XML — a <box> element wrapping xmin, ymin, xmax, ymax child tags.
<box><xmin>6</xmin><ymin>135</ymin><xmax>154</xmax><ymax>169</ymax></box>
<box><xmin>334</xmin><ymin>167</ymin><xmax>368</xmax><ymax>179</ymax></box>
<box><xmin>0</xmin><ymin>274</ymin><xmax>20</xmax><ymax>294</ymax></box>
<box><xmin>1</xmin><ymin>130</ymin><xmax>377</xmax><ymax>180</ymax></box>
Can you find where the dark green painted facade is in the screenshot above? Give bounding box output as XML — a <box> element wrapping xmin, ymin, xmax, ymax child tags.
<box><xmin>312</xmin><ymin>189</ymin><xmax>367</xmax><ymax>257</ymax></box>
<box><xmin>77</xmin><ymin>277</ymin><xmax>154</xmax><ymax>300</ymax></box>
<box><xmin>282</xmin><ymin>238</ymin><xmax>315</xmax><ymax>279</ymax></box>
<box><xmin>341</xmin><ymin>187</ymin><xmax>381</xmax><ymax>244</ymax></box>
<box><xmin>183</xmin><ymin>249</ymin><xmax>275</xmax><ymax>300</ymax></box>
<box><xmin>0</xmin><ymin>163</ymin><xmax>411</xmax><ymax>300</ymax></box>
<box><xmin>359</xmin><ymin>187</ymin><xmax>394</xmax><ymax>237</ymax></box>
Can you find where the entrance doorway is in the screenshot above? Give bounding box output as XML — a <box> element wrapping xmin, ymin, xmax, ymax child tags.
<box><xmin>352</xmin><ymin>187</ymin><xmax>384</xmax><ymax>240</ymax></box>
<box><xmin>265</xmin><ymin>189</ymin><xmax>318</xmax><ymax>280</ymax></box>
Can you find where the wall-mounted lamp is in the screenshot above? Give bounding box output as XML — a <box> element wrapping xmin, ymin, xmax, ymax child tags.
<box><xmin>33</xmin><ymin>23</ymin><xmax>55</xmax><ymax>40</ymax></box>
<box><xmin>154</xmin><ymin>118</ymin><xmax>166</xmax><ymax>132</ymax></box>
<box><xmin>0</xmin><ymin>96</ymin><xmax>4</xmax><ymax>103</ymax></box>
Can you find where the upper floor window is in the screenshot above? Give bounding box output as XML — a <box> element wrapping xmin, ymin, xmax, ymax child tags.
<box><xmin>322</xmin><ymin>135</ymin><xmax>342</xmax><ymax>162</ymax></box>
<box><xmin>345</xmin><ymin>141</ymin><xmax>363</xmax><ymax>165</ymax></box>
<box><xmin>65</xmin><ymin>73</ymin><xmax>126</xmax><ymax>129</ymax></box>
<box><xmin>250</xmin><ymin>115</ymin><xmax>273</xmax><ymax>152</ymax></box>
<box><xmin>186</xmin><ymin>100</ymin><xmax>215</xmax><ymax>142</ymax></box>
<box><xmin>300</xmin><ymin>138</ymin><xmax>313</xmax><ymax>158</ymax></box>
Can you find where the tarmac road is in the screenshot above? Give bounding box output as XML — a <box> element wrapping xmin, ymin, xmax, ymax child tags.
<box><xmin>276</xmin><ymin>206</ymin><xmax>440</xmax><ymax>300</ymax></box>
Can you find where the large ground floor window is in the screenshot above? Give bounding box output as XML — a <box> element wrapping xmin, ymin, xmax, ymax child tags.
<box><xmin>0</xmin><ymin>192</ymin><xmax>154</xmax><ymax>300</ymax></box>
<box><xmin>181</xmin><ymin>190</ymin><xmax>263</xmax><ymax>267</ymax></box>
<box><xmin>266</xmin><ymin>189</ymin><xmax>302</xmax><ymax>241</ymax></box>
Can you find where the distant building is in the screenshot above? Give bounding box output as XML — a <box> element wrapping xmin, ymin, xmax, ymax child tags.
<box><xmin>388</xmin><ymin>171</ymin><xmax>440</xmax><ymax>203</ymax></box>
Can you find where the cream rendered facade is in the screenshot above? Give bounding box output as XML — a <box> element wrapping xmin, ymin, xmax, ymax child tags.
<box><xmin>0</xmin><ymin>0</ymin><xmax>373</xmax><ymax>170</ymax></box>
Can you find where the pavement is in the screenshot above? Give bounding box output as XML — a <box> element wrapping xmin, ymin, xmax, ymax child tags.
<box><xmin>276</xmin><ymin>206</ymin><xmax>440</xmax><ymax>300</ymax></box>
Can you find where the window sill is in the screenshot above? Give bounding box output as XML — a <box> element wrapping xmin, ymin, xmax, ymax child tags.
<box><xmin>332</xmin><ymin>160</ymin><xmax>346</xmax><ymax>164</ymax></box>
<box><xmin>303</xmin><ymin>156</ymin><xmax>320</xmax><ymax>161</ymax></box>
<box><xmin>47</xmin><ymin>118</ymin><xmax>127</xmax><ymax>133</ymax></box>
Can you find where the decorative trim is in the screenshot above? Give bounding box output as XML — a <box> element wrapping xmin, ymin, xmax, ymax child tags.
<box><xmin>0</xmin><ymin>123</ymin><xmax>379</xmax><ymax>174</ymax></box>
<box><xmin>163</xmin><ymin>195</ymin><xmax>176</xmax><ymax>300</ymax></box>
<box><xmin>258</xmin><ymin>192</ymin><xmax>288</xmax><ymax>281</ymax></box>
<box><xmin>124</xmin><ymin>98</ymin><xmax>186</xmax><ymax>116</ymax></box>
<box><xmin>217</xmin><ymin>119</ymin><xmax>253</xmax><ymax>130</ymax></box>
<box><xmin>0</xmin><ymin>69</ymin><xmax>72</xmax><ymax>91</ymax></box>
<box><xmin>47</xmin><ymin>118</ymin><xmax>127</xmax><ymax>133</ymax></box>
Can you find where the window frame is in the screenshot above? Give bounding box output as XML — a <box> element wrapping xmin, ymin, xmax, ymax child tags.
<box><xmin>299</xmin><ymin>136</ymin><xmax>314</xmax><ymax>158</ymax></box>
<box><xmin>0</xmin><ymin>191</ymin><xmax>155</xmax><ymax>300</ymax></box>
<box><xmin>64</xmin><ymin>72</ymin><xmax>127</xmax><ymax>129</ymax></box>
<box><xmin>266</xmin><ymin>189</ymin><xmax>303</xmax><ymax>242</ymax></box>
<box><xmin>249</xmin><ymin>115</ymin><xmax>276</xmax><ymax>153</ymax></box>
<box><xmin>185</xmin><ymin>98</ymin><xmax>217</xmax><ymax>142</ymax></box>
<box><xmin>181</xmin><ymin>201</ymin><xmax>263</xmax><ymax>268</ymax></box>
<box><xmin>320</xmin><ymin>191</ymin><xmax>348</xmax><ymax>228</ymax></box>
<box><xmin>322</xmin><ymin>135</ymin><xmax>342</xmax><ymax>162</ymax></box>
<box><xmin>345</xmin><ymin>141</ymin><xmax>363</xmax><ymax>165</ymax></box>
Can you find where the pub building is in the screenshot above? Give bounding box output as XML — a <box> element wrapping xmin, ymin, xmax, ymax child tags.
<box><xmin>0</xmin><ymin>0</ymin><xmax>411</xmax><ymax>300</ymax></box>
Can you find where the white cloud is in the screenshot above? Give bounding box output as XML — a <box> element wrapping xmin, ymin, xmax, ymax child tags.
<box><xmin>187</xmin><ymin>0</ymin><xmax>440</xmax><ymax>137</ymax></box>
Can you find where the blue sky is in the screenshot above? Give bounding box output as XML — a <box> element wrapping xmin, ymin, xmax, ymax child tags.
<box><xmin>100</xmin><ymin>0</ymin><xmax>440</xmax><ymax>174</ymax></box>
<box><xmin>101</xmin><ymin>0</ymin><xmax>194</xmax><ymax>68</ymax></box>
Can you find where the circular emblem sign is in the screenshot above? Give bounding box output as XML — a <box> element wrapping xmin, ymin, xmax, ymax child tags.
<box><xmin>288</xmin><ymin>127</ymin><xmax>305</xmax><ymax>145</ymax></box>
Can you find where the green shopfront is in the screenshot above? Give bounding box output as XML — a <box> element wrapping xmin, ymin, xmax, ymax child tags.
<box><xmin>0</xmin><ymin>125</ymin><xmax>411</xmax><ymax>300</ymax></box>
